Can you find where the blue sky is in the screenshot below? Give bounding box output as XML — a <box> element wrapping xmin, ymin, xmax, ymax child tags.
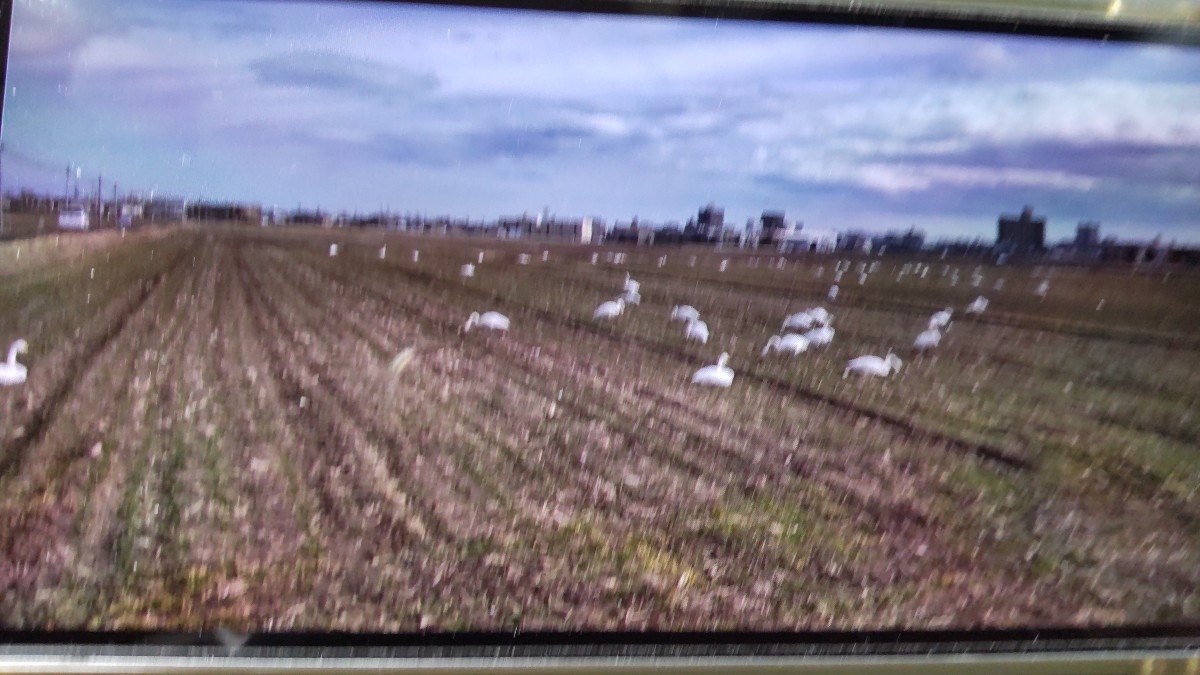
<box><xmin>4</xmin><ymin>0</ymin><xmax>1199</xmax><ymax>242</ymax></box>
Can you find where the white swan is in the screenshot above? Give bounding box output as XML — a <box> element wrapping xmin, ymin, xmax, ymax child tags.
<box><xmin>622</xmin><ymin>289</ymin><xmax>641</xmax><ymax>305</ymax></box>
<box><xmin>460</xmin><ymin>263</ymin><xmax>475</xmax><ymax>277</ymax></box>
<box><xmin>623</xmin><ymin>273</ymin><xmax>640</xmax><ymax>294</ymax></box>
<box><xmin>463</xmin><ymin>311</ymin><xmax>510</xmax><ymax>332</ymax></box>
<box><xmin>1</xmin><ymin>340</ymin><xmax>28</xmax><ymax>386</ymax></box>
<box><xmin>782</xmin><ymin>311</ymin><xmax>815</xmax><ymax>331</ymax></box>
<box><xmin>803</xmin><ymin>325</ymin><xmax>835</xmax><ymax>347</ymax></box>
<box><xmin>844</xmin><ymin>352</ymin><xmax>902</xmax><ymax>378</ymax></box>
<box><xmin>594</xmin><ymin>298</ymin><xmax>625</xmax><ymax>320</ymax></box>
<box><xmin>761</xmin><ymin>334</ymin><xmax>809</xmax><ymax>357</ymax></box>
<box><xmin>807</xmin><ymin>307</ymin><xmax>832</xmax><ymax>325</ymax></box>
<box><xmin>828</xmin><ymin>284</ymin><xmax>839</xmax><ymax>301</ymax></box>
<box><xmin>670</xmin><ymin>305</ymin><xmax>700</xmax><ymax>322</ymax></box>
<box><xmin>684</xmin><ymin>318</ymin><xmax>710</xmax><ymax>344</ymax></box>
<box><xmin>913</xmin><ymin>326</ymin><xmax>941</xmax><ymax>350</ymax></box>
<box><xmin>692</xmin><ymin>352</ymin><xmax>734</xmax><ymax>387</ymax></box>
<box><xmin>930</xmin><ymin>307</ymin><xmax>953</xmax><ymax>328</ymax></box>
<box><xmin>966</xmin><ymin>296</ymin><xmax>989</xmax><ymax>314</ymax></box>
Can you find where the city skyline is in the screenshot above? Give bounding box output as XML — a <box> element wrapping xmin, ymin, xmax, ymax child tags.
<box><xmin>4</xmin><ymin>0</ymin><xmax>1199</xmax><ymax>243</ymax></box>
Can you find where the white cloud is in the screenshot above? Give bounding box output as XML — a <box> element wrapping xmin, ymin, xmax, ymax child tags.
<box><xmin>5</xmin><ymin>0</ymin><xmax>1198</xmax><ymax>238</ymax></box>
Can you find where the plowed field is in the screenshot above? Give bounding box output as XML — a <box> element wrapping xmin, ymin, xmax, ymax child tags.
<box><xmin>2</xmin><ymin>225</ymin><xmax>1198</xmax><ymax>631</ymax></box>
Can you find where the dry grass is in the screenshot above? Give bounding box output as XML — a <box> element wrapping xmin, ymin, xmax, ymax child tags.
<box><xmin>1</xmin><ymin>224</ymin><xmax>1197</xmax><ymax>631</ymax></box>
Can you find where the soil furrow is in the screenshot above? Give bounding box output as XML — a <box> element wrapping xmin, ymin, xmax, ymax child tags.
<box><xmin>0</xmin><ymin>250</ymin><xmax>197</xmax><ymax>627</ymax></box>
<box><xmin>273</xmin><ymin>245</ymin><xmax>1066</xmax><ymax>626</ymax></box>
<box><xmin>317</xmin><ymin>252</ymin><xmax>1034</xmax><ymax>471</ymax></box>
<box><xmin>0</xmin><ymin>255</ymin><xmax>181</xmax><ymax>481</ymax></box>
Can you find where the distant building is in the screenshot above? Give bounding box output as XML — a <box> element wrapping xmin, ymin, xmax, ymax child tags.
<box><xmin>187</xmin><ymin>201</ymin><xmax>261</xmax><ymax>222</ymax></box>
<box><xmin>118</xmin><ymin>203</ymin><xmax>143</xmax><ymax>228</ymax></box>
<box><xmin>635</xmin><ymin>220</ymin><xmax>655</xmax><ymax>246</ymax></box>
<box><xmin>1044</xmin><ymin>221</ymin><xmax>1103</xmax><ymax>262</ymax></box>
<box><xmin>57</xmin><ymin>205</ymin><xmax>90</xmax><ymax>231</ymax></box>
<box><xmin>759</xmin><ymin>210</ymin><xmax>786</xmax><ymax>245</ymax></box>
<box><xmin>839</xmin><ymin>231</ymin><xmax>873</xmax><ymax>254</ymax></box>
<box><xmin>1075</xmin><ymin>221</ymin><xmax>1100</xmax><ymax>250</ymax></box>
<box><xmin>873</xmin><ymin>227</ymin><xmax>925</xmax><ymax>253</ymax></box>
<box><xmin>697</xmin><ymin>204</ymin><xmax>724</xmax><ymax>241</ymax></box>
<box><xmin>997</xmin><ymin>206</ymin><xmax>1046</xmax><ymax>255</ymax></box>
<box><xmin>780</xmin><ymin>227</ymin><xmax>837</xmax><ymax>253</ymax></box>
<box><xmin>606</xmin><ymin>220</ymin><xmax>639</xmax><ymax>243</ymax></box>
<box><xmin>741</xmin><ymin>217</ymin><xmax>760</xmax><ymax>248</ymax></box>
<box><xmin>286</xmin><ymin>209</ymin><xmax>327</xmax><ymax>226</ymax></box>
<box><xmin>144</xmin><ymin>198</ymin><xmax>187</xmax><ymax>222</ymax></box>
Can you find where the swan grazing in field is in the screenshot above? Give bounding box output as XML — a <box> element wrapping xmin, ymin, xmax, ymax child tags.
<box><xmin>692</xmin><ymin>353</ymin><xmax>734</xmax><ymax>387</ymax></box>
<box><xmin>460</xmin><ymin>263</ymin><xmax>475</xmax><ymax>277</ymax></box>
<box><xmin>1036</xmin><ymin>280</ymin><xmax>1050</xmax><ymax>298</ymax></box>
<box><xmin>761</xmin><ymin>334</ymin><xmax>809</xmax><ymax>357</ymax></box>
<box><xmin>594</xmin><ymin>298</ymin><xmax>625</xmax><ymax>320</ymax></box>
<box><xmin>684</xmin><ymin>318</ymin><xmax>710</xmax><ymax>344</ymax></box>
<box><xmin>782</xmin><ymin>311</ymin><xmax>815</xmax><ymax>331</ymax></box>
<box><xmin>623</xmin><ymin>273</ymin><xmax>640</xmax><ymax>294</ymax></box>
<box><xmin>670</xmin><ymin>305</ymin><xmax>700</xmax><ymax>322</ymax></box>
<box><xmin>828</xmin><ymin>284</ymin><xmax>839</xmax><ymax>301</ymax></box>
<box><xmin>844</xmin><ymin>352</ymin><xmax>902</xmax><ymax>378</ymax></box>
<box><xmin>807</xmin><ymin>307</ymin><xmax>832</xmax><ymax>325</ymax></box>
<box><xmin>803</xmin><ymin>325</ymin><xmax>835</xmax><ymax>347</ymax></box>
<box><xmin>930</xmin><ymin>307</ymin><xmax>953</xmax><ymax>328</ymax></box>
<box><xmin>966</xmin><ymin>296</ymin><xmax>989</xmax><ymax>314</ymax></box>
<box><xmin>463</xmin><ymin>311</ymin><xmax>510</xmax><ymax>332</ymax></box>
<box><xmin>913</xmin><ymin>326</ymin><xmax>942</xmax><ymax>350</ymax></box>
<box><xmin>1</xmin><ymin>340</ymin><xmax>28</xmax><ymax>386</ymax></box>
<box><xmin>622</xmin><ymin>289</ymin><xmax>641</xmax><ymax>305</ymax></box>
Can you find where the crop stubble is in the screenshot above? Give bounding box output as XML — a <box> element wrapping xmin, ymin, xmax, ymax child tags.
<box><xmin>1</xmin><ymin>226</ymin><xmax>1197</xmax><ymax>629</ymax></box>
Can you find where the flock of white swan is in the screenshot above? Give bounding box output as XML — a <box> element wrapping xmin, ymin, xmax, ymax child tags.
<box><xmin>1</xmin><ymin>252</ymin><xmax>1009</xmax><ymax>393</ymax></box>
<box><xmin>454</xmin><ymin>262</ymin><xmax>998</xmax><ymax>389</ymax></box>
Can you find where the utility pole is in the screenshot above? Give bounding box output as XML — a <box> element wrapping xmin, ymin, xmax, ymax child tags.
<box><xmin>65</xmin><ymin>164</ymin><xmax>71</xmax><ymax>204</ymax></box>
<box><xmin>97</xmin><ymin>174</ymin><xmax>102</xmax><ymax>221</ymax></box>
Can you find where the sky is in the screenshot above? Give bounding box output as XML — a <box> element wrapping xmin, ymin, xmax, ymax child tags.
<box><xmin>4</xmin><ymin>0</ymin><xmax>1199</xmax><ymax>243</ymax></box>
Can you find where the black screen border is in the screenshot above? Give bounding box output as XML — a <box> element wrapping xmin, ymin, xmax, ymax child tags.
<box><xmin>0</xmin><ymin>0</ymin><xmax>1198</xmax><ymax>661</ymax></box>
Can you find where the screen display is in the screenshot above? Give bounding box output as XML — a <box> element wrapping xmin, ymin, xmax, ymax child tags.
<box><xmin>1</xmin><ymin>0</ymin><xmax>1198</xmax><ymax>634</ymax></box>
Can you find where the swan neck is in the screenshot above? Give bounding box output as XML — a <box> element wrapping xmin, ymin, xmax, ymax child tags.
<box><xmin>6</xmin><ymin>345</ymin><xmax>17</xmax><ymax>366</ymax></box>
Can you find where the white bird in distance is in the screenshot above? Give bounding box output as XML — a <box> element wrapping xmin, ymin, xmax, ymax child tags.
<box><xmin>594</xmin><ymin>298</ymin><xmax>625</xmax><ymax>320</ymax></box>
<box><xmin>844</xmin><ymin>352</ymin><xmax>903</xmax><ymax>378</ymax></box>
<box><xmin>0</xmin><ymin>339</ymin><xmax>29</xmax><ymax>386</ymax></box>
<box><xmin>463</xmin><ymin>311</ymin><xmax>510</xmax><ymax>332</ymax></box>
<box><xmin>692</xmin><ymin>352</ymin><xmax>734</xmax><ymax>387</ymax></box>
<box><xmin>761</xmin><ymin>334</ymin><xmax>809</xmax><ymax>357</ymax></box>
